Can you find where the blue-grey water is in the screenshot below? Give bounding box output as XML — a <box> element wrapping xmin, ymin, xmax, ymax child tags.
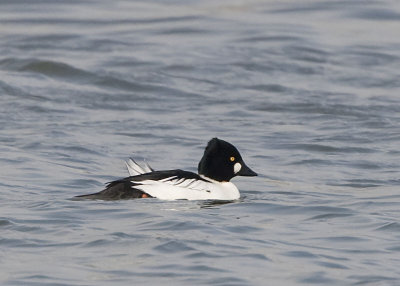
<box><xmin>1</xmin><ymin>1</ymin><xmax>400</xmax><ymax>285</ymax></box>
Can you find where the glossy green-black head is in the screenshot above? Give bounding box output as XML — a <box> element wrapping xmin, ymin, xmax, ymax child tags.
<box><xmin>198</xmin><ymin>138</ymin><xmax>257</xmax><ymax>182</ymax></box>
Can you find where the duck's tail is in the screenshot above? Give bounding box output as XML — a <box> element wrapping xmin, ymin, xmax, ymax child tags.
<box><xmin>125</xmin><ymin>158</ymin><xmax>154</xmax><ymax>176</ymax></box>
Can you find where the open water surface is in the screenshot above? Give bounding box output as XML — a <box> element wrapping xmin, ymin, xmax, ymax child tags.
<box><xmin>1</xmin><ymin>0</ymin><xmax>400</xmax><ymax>285</ymax></box>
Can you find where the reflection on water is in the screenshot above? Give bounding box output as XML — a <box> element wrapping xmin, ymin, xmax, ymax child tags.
<box><xmin>199</xmin><ymin>199</ymin><xmax>239</xmax><ymax>209</ymax></box>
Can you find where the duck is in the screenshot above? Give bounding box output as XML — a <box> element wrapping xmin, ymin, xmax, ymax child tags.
<box><xmin>75</xmin><ymin>138</ymin><xmax>257</xmax><ymax>200</ymax></box>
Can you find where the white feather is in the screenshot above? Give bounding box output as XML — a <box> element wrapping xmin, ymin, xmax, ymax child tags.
<box><xmin>131</xmin><ymin>176</ymin><xmax>240</xmax><ymax>201</ymax></box>
<box><xmin>142</xmin><ymin>161</ymin><xmax>153</xmax><ymax>173</ymax></box>
<box><xmin>125</xmin><ymin>158</ymin><xmax>153</xmax><ymax>176</ymax></box>
<box><xmin>234</xmin><ymin>162</ymin><xmax>242</xmax><ymax>174</ymax></box>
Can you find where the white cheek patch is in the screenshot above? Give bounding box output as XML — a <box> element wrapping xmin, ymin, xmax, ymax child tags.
<box><xmin>234</xmin><ymin>162</ymin><xmax>242</xmax><ymax>174</ymax></box>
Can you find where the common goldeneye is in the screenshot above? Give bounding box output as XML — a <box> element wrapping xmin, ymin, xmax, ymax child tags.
<box><xmin>76</xmin><ymin>138</ymin><xmax>257</xmax><ymax>200</ymax></box>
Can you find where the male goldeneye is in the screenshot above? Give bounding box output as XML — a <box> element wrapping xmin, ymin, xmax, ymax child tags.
<box><xmin>76</xmin><ymin>138</ymin><xmax>257</xmax><ymax>201</ymax></box>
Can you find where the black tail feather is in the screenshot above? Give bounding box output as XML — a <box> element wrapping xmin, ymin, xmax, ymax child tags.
<box><xmin>75</xmin><ymin>180</ymin><xmax>151</xmax><ymax>200</ymax></box>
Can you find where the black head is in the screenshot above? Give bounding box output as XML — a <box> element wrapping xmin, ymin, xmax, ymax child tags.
<box><xmin>198</xmin><ymin>138</ymin><xmax>257</xmax><ymax>182</ymax></box>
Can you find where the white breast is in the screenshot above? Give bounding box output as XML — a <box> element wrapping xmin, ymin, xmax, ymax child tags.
<box><xmin>131</xmin><ymin>177</ymin><xmax>240</xmax><ymax>201</ymax></box>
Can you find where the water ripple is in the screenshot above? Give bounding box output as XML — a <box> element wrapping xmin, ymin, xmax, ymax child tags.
<box><xmin>1</xmin><ymin>0</ymin><xmax>400</xmax><ymax>285</ymax></box>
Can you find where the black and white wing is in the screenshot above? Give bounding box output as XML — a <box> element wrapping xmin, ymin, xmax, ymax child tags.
<box><xmin>76</xmin><ymin>170</ymin><xmax>210</xmax><ymax>200</ymax></box>
<box><xmin>75</xmin><ymin>170</ymin><xmax>239</xmax><ymax>201</ymax></box>
<box><xmin>132</xmin><ymin>172</ymin><xmax>213</xmax><ymax>200</ymax></box>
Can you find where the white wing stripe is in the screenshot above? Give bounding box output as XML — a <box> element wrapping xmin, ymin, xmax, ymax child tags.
<box><xmin>131</xmin><ymin>177</ymin><xmax>211</xmax><ymax>192</ymax></box>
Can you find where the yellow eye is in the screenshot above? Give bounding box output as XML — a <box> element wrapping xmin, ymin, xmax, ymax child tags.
<box><xmin>230</xmin><ymin>156</ymin><xmax>235</xmax><ymax>162</ymax></box>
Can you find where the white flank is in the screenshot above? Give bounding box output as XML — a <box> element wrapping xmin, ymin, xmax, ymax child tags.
<box><xmin>131</xmin><ymin>176</ymin><xmax>240</xmax><ymax>201</ymax></box>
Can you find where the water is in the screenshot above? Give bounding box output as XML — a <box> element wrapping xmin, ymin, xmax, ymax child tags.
<box><xmin>1</xmin><ymin>0</ymin><xmax>400</xmax><ymax>285</ymax></box>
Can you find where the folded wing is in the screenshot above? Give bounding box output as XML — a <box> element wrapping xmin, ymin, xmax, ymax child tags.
<box><xmin>75</xmin><ymin>169</ymin><xmax>211</xmax><ymax>200</ymax></box>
